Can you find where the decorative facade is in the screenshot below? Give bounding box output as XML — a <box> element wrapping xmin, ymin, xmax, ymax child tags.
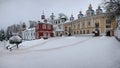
<box><xmin>49</xmin><ymin>13</ymin><xmax>67</xmax><ymax>36</ymax></box>
<box><xmin>64</xmin><ymin>4</ymin><xmax>116</xmax><ymax>36</ymax></box>
<box><xmin>22</xmin><ymin>28</ymin><xmax>36</xmax><ymax>40</ymax></box>
<box><xmin>36</xmin><ymin>21</ymin><xmax>54</xmax><ymax>39</ymax></box>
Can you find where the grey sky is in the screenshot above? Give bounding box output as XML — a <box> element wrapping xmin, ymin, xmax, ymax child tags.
<box><xmin>0</xmin><ymin>0</ymin><xmax>102</xmax><ymax>29</ymax></box>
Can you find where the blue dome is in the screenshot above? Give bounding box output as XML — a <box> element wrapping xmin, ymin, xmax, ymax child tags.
<box><xmin>78</xmin><ymin>11</ymin><xmax>84</xmax><ymax>19</ymax></box>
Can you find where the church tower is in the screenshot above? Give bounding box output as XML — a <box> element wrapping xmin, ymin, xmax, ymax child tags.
<box><xmin>86</xmin><ymin>4</ymin><xmax>94</xmax><ymax>16</ymax></box>
<box><xmin>49</xmin><ymin>13</ymin><xmax>55</xmax><ymax>24</ymax></box>
<box><xmin>50</xmin><ymin>13</ymin><xmax>55</xmax><ymax>20</ymax></box>
<box><xmin>78</xmin><ymin>11</ymin><xmax>84</xmax><ymax>19</ymax></box>
<box><xmin>70</xmin><ymin>14</ymin><xmax>74</xmax><ymax>21</ymax></box>
<box><xmin>41</xmin><ymin>10</ymin><xmax>45</xmax><ymax>20</ymax></box>
<box><xmin>96</xmin><ymin>6</ymin><xmax>103</xmax><ymax>14</ymax></box>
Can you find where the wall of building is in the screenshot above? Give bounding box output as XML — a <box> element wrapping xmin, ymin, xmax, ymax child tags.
<box><xmin>64</xmin><ymin>13</ymin><xmax>116</xmax><ymax>36</ymax></box>
<box><xmin>36</xmin><ymin>23</ymin><xmax>54</xmax><ymax>39</ymax></box>
<box><xmin>22</xmin><ymin>28</ymin><xmax>35</xmax><ymax>40</ymax></box>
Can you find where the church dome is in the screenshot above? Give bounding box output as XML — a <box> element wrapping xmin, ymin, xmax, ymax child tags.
<box><xmin>96</xmin><ymin>6</ymin><xmax>103</xmax><ymax>14</ymax></box>
<box><xmin>86</xmin><ymin>4</ymin><xmax>95</xmax><ymax>16</ymax></box>
<box><xmin>50</xmin><ymin>13</ymin><xmax>55</xmax><ymax>20</ymax></box>
<box><xmin>70</xmin><ymin>14</ymin><xmax>74</xmax><ymax>21</ymax></box>
<box><xmin>41</xmin><ymin>10</ymin><xmax>45</xmax><ymax>20</ymax></box>
<box><xmin>78</xmin><ymin>11</ymin><xmax>84</xmax><ymax>19</ymax></box>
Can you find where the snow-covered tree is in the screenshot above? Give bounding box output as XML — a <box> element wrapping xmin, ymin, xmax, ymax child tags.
<box><xmin>0</xmin><ymin>29</ymin><xmax>6</xmax><ymax>41</ymax></box>
<box><xmin>102</xmin><ymin>0</ymin><xmax>120</xmax><ymax>14</ymax></box>
<box><xmin>9</xmin><ymin>35</ymin><xmax>22</xmax><ymax>48</ymax></box>
<box><xmin>102</xmin><ymin>0</ymin><xmax>120</xmax><ymax>29</ymax></box>
<box><xmin>6</xmin><ymin>26</ymin><xmax>12</xmax><ymax>40</ymax></box>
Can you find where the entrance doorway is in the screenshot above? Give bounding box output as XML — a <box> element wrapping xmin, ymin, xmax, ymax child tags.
<box><xmin>106</xmin><ymin>31</ymin><xmax>111</xmax><ymax>36</ymax></box>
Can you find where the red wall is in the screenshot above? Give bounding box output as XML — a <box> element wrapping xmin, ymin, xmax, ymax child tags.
<box><xmin>36</xmin><ymin>23</ymin><xmax>54</xmax><ymax>39</ymax></box>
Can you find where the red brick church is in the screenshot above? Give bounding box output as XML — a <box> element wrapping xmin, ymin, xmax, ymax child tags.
<box><xmin>35</xmin><ymin>13</ymin><xmax>54</xmax><ymax>39</ymax></box>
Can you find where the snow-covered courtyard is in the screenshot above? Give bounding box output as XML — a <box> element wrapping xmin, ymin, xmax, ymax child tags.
<box><xmin>0</xmin><ymin>36</ymin><xmax>120</xmax><ymax>68</ymax></box>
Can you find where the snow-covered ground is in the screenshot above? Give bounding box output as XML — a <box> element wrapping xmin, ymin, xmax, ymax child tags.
<box><xmin>0</xmin><ymin>36</ymin><xmax>120</xmax><ymax>68</ymax></box>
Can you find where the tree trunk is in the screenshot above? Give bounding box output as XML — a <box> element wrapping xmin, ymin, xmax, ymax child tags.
<box><xmin>16</xmin><ymin>44</ymin><xmax>19</xmax><ymax>48</ymax></box>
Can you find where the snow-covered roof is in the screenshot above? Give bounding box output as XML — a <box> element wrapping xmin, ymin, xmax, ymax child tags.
<box><xmin>23</xmin><ymin>27</ymin><xmax>35</xmax><ymax>31</ymax></box>
<box><xmin>64</xmin><ymin>20</ymin><xmax>71</xmax><ymax>23</ymax></box>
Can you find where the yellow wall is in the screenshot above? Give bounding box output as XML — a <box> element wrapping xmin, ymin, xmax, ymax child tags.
<box><xmin>64</xmin><ymin>13</ymin><xmax>116</xmax><ymax>36</ymax></box>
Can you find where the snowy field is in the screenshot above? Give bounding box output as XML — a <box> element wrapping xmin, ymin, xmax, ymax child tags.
<box><xmin>0</xmin><ymin>36</ymin><xmax>120</xmax><ymax>68</ymax></box>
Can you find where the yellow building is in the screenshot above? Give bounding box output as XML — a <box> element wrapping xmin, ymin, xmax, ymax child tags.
<box><xmin>64</xmin><ymin>4</ymin><xmax>116</xmax><ymax>36</ymax></box>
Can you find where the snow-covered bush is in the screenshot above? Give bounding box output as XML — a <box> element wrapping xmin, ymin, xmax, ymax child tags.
<box><xmin>9</xmin><ymin>36</ymin><xmax>22</xmax><ymax>48</ymax></box>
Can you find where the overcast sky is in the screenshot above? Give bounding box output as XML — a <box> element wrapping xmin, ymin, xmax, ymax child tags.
<box><xmin>0</xmin><ymin>0</ymin><xmax>102</xmax><ymax>29</ymax></box>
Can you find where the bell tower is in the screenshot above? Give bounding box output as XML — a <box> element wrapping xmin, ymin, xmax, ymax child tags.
<box><xmin>86</xmin><ymin>4</ymin><xmax>94</xmax><ymax>16</ymax></box>
<box><xmin>78</xmin><ymin>11</ymin><xmax>84</xmax><ymax>19</ymax></box>
<box><xmin>96</xmin><ymin>6</ymin><xmax>103</xmax><ymax>14</ymax></box>
<box><xmin>50</xmin><ymin>13</ymin><xmax>55</xmax><ymax>20</ymax></box>
<box><xmin>70</xmin><ymin>14</ymin><xmax>74</xmax><ymax>21</ymax></box>
<box><xmin>41</xmin><ymin>10</ymin><xmax>45</xmax><ymax>20</ymax></box>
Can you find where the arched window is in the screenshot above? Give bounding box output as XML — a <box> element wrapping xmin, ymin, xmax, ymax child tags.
<box><xmin>48</xmin><ymin>25</ymin><xmax>51</xmax><ymax>30</ymax></box>
<box><xmin>42</xmin><ymin>24</ymin><xmax>46</xmax><ymax>29</ymax></box>
<box><xmin>77</xmin><ymin>31</ymin><xmax>79</xmax><ymax>34</ymax></box>
<box><xmin>106</xmin><ymin>19</ymin><xmax>111</xmax><ymax>28</ymax></box>
<box><xmin>88</xmin><ymin>22</ymin><xmax>90</xmax><ymax>26</ymax></box>
<box><xmin>65</xmin><ymin>27</ymin><xmax>67</xmax><ymax>31</ymax></box>
<box><xmin>80</xmin><ymin>30</ymin><xmax>82</xmax><ymax>34</ymax></box>
<box><xmin>106</xmin><ymin>19</ymin><xmax>111</xmax><ymax>24</ymax></box>
<box><xmin>74</xmin><ymin>32</ymin><xmax>76</xmax><ymax>34</ymax></box>
<box><xmin>95</xmin><ymin>23</ymin><xmax>99</xmax><ymax>28</ymax></box>
<box><xmin>83</xmin><ymin>30</ymin><xmax>85</xmax><ymax>34</ymax></box>
<box><xmin>87</xmin><ymin>30</ymin><xmax>89</xmax><ymax>34</ymax></box>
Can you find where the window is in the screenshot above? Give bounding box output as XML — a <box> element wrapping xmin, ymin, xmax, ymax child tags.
<box><xmin>95</xmin><ymin>23</ymin><xmax>99</xmax><ymax>28</ymax></box>
<box><xmin>78</xmin><ymin>24</ymin><xmax>80</xmax><ymax>28</ymax></box>
<box><xmin>106</xmin><ymin>19</ymin><xmax>111</xmax><ymax>24</ymax></box>
<box><xmin>42</xmin><ymin>24</ymin><xmax>46</xmax><ymax>29</ymax></box>
<box><xmin>56</xmin><ymin>22</ymin><xmax>57</xmax><ymax>24</ymax></box>
<box><xmin>74</xmin><ymin>32</ymin><xmax>76</xmax><ymax>34</ymax></box>
<box><xmin>106</xmin><ymin>19</ymin><xmax>111</xmax><ymax>29</ymax></box>
<box><xmin>48</xmin><ymin>25</ymin><xmax>51</xmax><ymax>30</ymax></box>
<box><xmin>58</xmin><ymin>25</ymin><xmax>61</xmax><ymax>29</ymax></box>
<box><xmin>83</xmin><ymin>30</ymin><xmax>85</xmax><ymax>34</ymax></box>
<box><xmin>83</xmin><ymin>23</ymin><xmax>84</xmax><ymax>26</ymax></box>
<box><xmin>77</xmin><ymin>31</ymin><xmax>79</xmax><ymax>34</ymax></box>
<box><xmin>74</xmin><ymin>25</ymin><xmax>76</xmax><ymax>29</ymax></box>
<box><xmin>65</xmin><ymin>27</ymin><xmax>67</xmax><ymax>31</ymax></box>
<box><xmin>87</xmin><ymin>30</ymin><xmax>89</xmax><ymax>34</ymax></box>
<box><xmin>106</xmin><ymin>25</ymin><xmax>111</xmax><ymax>28</ymax></box>
<box><xmin>80</xmin><ymin>30</ymin><xmax>82</xmax><ymax>34</ymax></box>
<box><xmin>88</xmin><ymin>22</ymin><xmax>90</xmax><ymax>26</ymax></box>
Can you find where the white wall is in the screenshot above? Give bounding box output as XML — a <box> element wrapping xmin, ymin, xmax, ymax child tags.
<box><xmin>22</xmin><ymin>28</ymin><xmax>35</xmax><ymax>40</ymax></box>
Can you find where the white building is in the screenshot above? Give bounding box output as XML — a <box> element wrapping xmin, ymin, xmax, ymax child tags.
<box><xmin>49</xmin><ymin>13</ymin><xmax>67</xmax><ymax>36</ymax></box>
<box><xmin>22</xmin><ymin>28</ymin><xmax>36</xmax><ymax>40</ymax></box>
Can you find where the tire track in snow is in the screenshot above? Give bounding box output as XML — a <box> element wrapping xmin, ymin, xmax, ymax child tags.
<box><xmin>33</xmin><ymin>37</ymin><xmax>94</xmax><ymax>52</ymax></box>
<box><xmin>0</xmin><ymin>37</ymin><xmax>68</xmax><ymax>56</ymax></box>
<box><xmin>20</xmin><ymin>37</ymin><xmax>67</xmax><ymax>50</ymax></box>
